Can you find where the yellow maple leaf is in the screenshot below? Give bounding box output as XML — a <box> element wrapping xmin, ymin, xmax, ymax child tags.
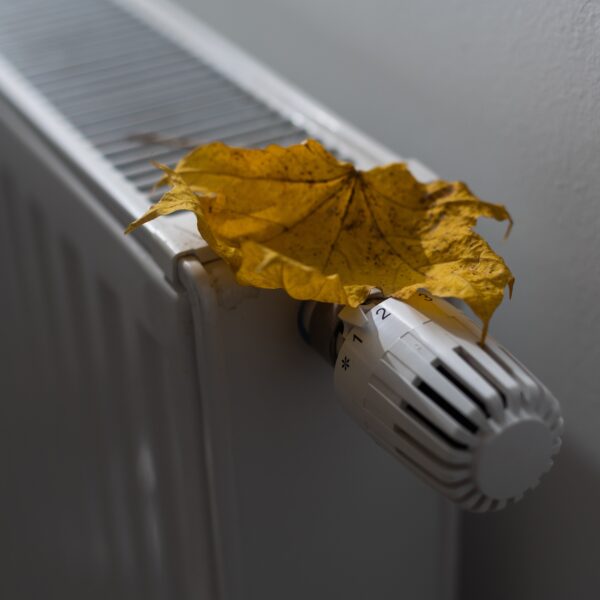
<box><xmin>126</xmin><ymin>139</ymin><xmax>513</xmax><ymax>338</ymax></box>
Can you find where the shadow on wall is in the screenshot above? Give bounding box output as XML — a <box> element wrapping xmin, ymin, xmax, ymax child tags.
<box><xmin>461</xmin><ymin>433</ymin><xmax>600</xmax><ymax>600</ymax></box>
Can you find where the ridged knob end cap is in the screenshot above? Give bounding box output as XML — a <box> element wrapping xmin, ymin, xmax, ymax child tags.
<box><xmin>476</xmin><ymin>419</ymin><xmax>556</xmax><ymax>500</ymax></box>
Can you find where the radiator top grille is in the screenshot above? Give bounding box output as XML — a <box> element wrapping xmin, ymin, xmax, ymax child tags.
<box><xmin>0</xmin><ymin>0</ymin><xmax>308</xmax><ymax>202</ymax></box>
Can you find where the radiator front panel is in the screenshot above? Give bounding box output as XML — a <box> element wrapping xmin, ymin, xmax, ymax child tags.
<box><xmin>0</xmin><ymin>105</ymin><xmax>216</xmax><ymax>600</ymax></box>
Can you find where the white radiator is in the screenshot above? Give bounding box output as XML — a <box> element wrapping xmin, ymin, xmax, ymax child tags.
<box><xmin>0</xmin><ymin>1</ymin><xmax>457</xmax><ymax>599</ymax></box>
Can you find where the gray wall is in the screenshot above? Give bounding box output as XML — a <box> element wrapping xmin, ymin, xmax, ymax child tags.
<box><xmin>171</xmin><ymin>1</ymin><xmax>600</xmax><ymax>597</ymax></box>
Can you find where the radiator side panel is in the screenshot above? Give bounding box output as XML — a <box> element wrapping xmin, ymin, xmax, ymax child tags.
<box><xmin>179</xmin><ymin>258</ymin><xmax>458</xmax><ymax>600</ymax></box>
<box><xmin>0</xmin><ymin>102</ymin><xmax>217</xmax><ymax>600</ymax></box>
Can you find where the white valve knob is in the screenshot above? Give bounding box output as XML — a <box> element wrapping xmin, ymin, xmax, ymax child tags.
<box><xmin>332</xmin><ymin>294</ymin><xmax>563</xmax><ymax>512</ymax></box>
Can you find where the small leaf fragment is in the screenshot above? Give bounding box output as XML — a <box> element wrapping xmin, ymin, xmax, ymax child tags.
<box><xmin>127</xmin><ymin>139</ymin><xmax>514</xmax><ymax>336</ymax></box>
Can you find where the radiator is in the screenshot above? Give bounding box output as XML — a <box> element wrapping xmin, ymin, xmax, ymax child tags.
<box><xmin>0</xmin><ymin>1</ymin><xmax>456</xmax><ymax>599</ymax></box>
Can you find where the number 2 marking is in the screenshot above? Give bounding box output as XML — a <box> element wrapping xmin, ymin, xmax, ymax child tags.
<box><xmin>418</xmin><ymin>292</ymin><xmax>432</xmax><ymax>302</ymax></box>
<box><xmin>376</xmin><ymin>307</ymin><xmax>391</xmax><ymax>320</ymax></box>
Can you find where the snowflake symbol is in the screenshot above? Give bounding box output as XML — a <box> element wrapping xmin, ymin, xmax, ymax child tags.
<box><xmin>341</xmin><ymin>356</ymin><xmax>350</xmax><ymax>371</ymax></box>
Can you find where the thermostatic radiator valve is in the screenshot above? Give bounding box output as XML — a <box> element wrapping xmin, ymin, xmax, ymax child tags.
<box><xmin>300</xmin><ymin>294</ymin><xmax>563</xmax><ymax>512</ymax></box>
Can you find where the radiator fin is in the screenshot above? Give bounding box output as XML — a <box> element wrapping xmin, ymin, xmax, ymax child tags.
<box><xmin>0</xmin><ymin>0</ymin><xmax>308</xmax><ymax>202</ymax></box>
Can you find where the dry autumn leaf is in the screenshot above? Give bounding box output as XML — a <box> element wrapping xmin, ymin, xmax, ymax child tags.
<box><xmin>126</xmin><ymin>139</ymin><xmax>514</xmax><ymax>337</ymax></box>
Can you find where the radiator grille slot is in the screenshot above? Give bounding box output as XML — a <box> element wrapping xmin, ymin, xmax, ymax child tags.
<box><xmin>0</xmin><ymin>0</ymin><xmax>308</xmax><ymax>201</ymax></box>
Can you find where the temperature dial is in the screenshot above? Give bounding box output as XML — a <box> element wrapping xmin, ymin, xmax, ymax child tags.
<box><xmin>302</xmin><ymin>294</ymin><xmax>563</xmax><ymax>512</ymax></box>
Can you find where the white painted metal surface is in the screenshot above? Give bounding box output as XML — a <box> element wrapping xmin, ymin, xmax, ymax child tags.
<box><xmin>179</xmin><ymin>259</ymin><xmax>458</xmax><ymax>600</ymax></box>
<box><xmin>0</xmin><ymin>0</ymin><xmax>457</xmax><ymax>599</ymax></box>
<box><xmin>0</xmin><ymin>105</ymin><xmax>217</xmax><ymax>600</ymax></box>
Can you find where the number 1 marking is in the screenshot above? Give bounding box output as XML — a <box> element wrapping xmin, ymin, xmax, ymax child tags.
<box><xmin>353</xmin><ymin>334</ymin><xmax>363</xmax><ymax>343</ymax></box>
